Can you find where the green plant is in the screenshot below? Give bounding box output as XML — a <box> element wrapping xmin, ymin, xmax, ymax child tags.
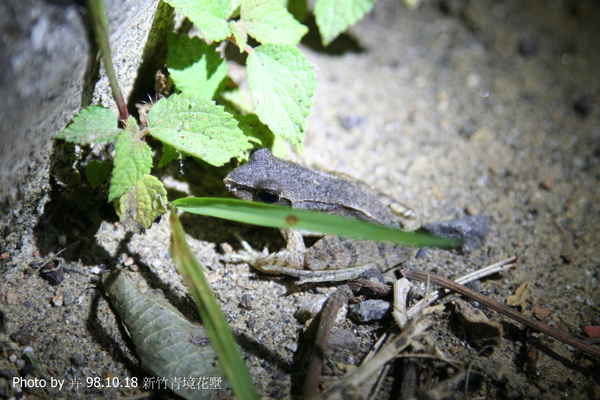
<box><xmin>59</xmin><ymin>0</ymin><xmax>390</xmax><ymax>229</ymax></box>
<box><xmin>56</xmin><ymin>0</ymin><xmax>444</xmax><ymax>398</ymax></box>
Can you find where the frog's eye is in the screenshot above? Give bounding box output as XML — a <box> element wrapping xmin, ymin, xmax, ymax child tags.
<box><xmin>256</xmin><ymin>189</ymin><xmax>280</xmax><ymax>204</ymax></box>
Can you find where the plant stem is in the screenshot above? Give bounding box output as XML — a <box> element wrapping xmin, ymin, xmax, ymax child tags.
<box><xmin>87</xmin><ymin>0</ymin><xmax>129</xmax><ymax>121</ymax></box>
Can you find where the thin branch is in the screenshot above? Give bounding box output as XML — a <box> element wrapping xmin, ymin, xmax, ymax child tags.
<box><xmin>406</xmin><ymin>255</ymin><xmax>518</xmax><ymax>320</ymax></box>
<box><xmin>302</xmin><ymin>285</ymin><xmax>354</xmax><ymax>400</ymax></box>
<box><xmin>402</xmin><ymin>268</ymin><xmax>600</xmax><ymax>359</ymax></box>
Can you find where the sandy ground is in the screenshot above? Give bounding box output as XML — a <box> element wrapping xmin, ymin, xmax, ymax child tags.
<box><xmin>1</xmin><ymin>0</ymin><xmax>599</xmax><ymax>399</ymax></box>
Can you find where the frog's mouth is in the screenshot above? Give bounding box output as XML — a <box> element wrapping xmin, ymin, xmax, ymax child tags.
<box><xmin>224</xmin><ymin>182</ymin><xmax>254</xmax><ymax>202</ymax></box>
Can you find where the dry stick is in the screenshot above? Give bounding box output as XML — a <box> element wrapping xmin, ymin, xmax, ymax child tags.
<box><xmin>406</xmin><ymin>255</ymin><xmax>518</xmax><ymax>320</ymax></box>
<box><xmin>402</xmin><ymin>269</ymin><xmax>600</xmax><ymax>359</ymax></box>
<box><xmin>318</xmin><ymin>322</ymin><xmax>429</xmax><ymax>400</ymax></box>
<box><xmin>302</xmin><ymin>285</ymin><xmax>354</xmax><ymax>400</ymax></box>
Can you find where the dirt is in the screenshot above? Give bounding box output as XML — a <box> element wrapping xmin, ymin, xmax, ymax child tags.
<box><xmin>1</xmin><ymin>0</ymin><xmax>599</xmax><ymax>399</ymax></box>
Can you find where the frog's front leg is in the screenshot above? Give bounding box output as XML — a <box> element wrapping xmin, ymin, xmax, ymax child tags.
<box><xmin>252</xmin><ymin>228</ymin><xmax>306</xmax><ymax>273</ymax></box>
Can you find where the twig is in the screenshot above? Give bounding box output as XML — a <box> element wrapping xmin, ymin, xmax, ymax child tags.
<box><xmin>317</xmin><ymin>321</ymin><xmax>429</xmax><ymax>400</ymax></box>
<box><xmin>302</xmin><ymin>285</ymin><xmax>354</xmax><ymax>400</ymax></box>
<box><xmin>38</xmin><ymin>241</ymin><xmax>81</xmax><ymax>269</ymax></box>
<box><xmin>402</xmin><ymin>268</ymin><xmax>600</xmax><ymax>359</ymax></box>
<box><xmin>406</xmin><ymin>255</ymin><xmax>518</xmax><ymax>320</ymax></box>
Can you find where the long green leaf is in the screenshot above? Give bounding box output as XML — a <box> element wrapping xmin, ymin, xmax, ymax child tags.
<box><xmin>171</xmin><ymin>197</ymin><xmax>460</xmax><ymax>248</ymax></box>
<box><xmin>169</xmin><ymin>207</ymin><xmax>258</xmax><ymax>400</ymax></box>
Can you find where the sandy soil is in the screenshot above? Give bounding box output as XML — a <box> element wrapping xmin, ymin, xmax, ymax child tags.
<box><xmin>1</xmin><ymin>0</ymin><xmax>599</xmax><ymax>399</ymax></box>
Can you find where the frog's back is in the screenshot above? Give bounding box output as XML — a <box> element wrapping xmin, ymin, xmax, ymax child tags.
<box><xmin>224</xmin><ymin>148</ymin><xmax>401</xmax><ymax>226</ymax></box>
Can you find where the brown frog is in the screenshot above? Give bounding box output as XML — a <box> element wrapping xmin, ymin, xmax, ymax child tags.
<box><xmin>223</xmin><ymin>148</ymin><xmax>418</xmax><ymax>284</ymax></box>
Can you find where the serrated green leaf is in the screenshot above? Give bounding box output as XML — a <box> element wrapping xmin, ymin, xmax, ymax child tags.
<box><xmin>229</xmin><ymin>20</ymin><xmax>248</xmax><ymax>52</ymax></box>
<box><xmin>134</xmin><ymin>175</ymin><xmax>168</xmax><ymax>229</ymax></box>
<box><xmin>163</xmin><ymin>0</ymin><xmax>232</xmax><ymax>41</ymax></box>
<box><xmin>108</xmin><ymin>131</ymin><xmax>153</xmax><ymax>202</ymax></box>
<box><xmin>314</xmin><ymin>0</ymin><xmax>375</xmax><ymax>45</ymax></box>
<box><xmin>241</xmin><ymin>0</ymin><xmax>308</xmax><ymax>45</ymax></box>
<box><xmin>167</xmin><ymin>33</ymin><xmax>228</xmax><ymax>100</ymax></box>
<box><xmin>147</xmin><ymin>93</ymin><xmax>255</xmax><ymax>166</ymax></box>
<box><xmin>284</xmin><ymin>0</ymin><xmax>308</xmax><ymax>22</ymax></box>
<box><xmin>103</xmin><ymin>272</ymin><xmax>226</xmax><ymax>400</ymax></box>
<box><xmin>236</xmin><ymin>114</ymin><xmax>274</xmax><ymax>150</ymax></box>
<box><xmin>86</xmin><ymin>160</ymin><xmax>111</xmax><ymax>188</ymax></box>
<box><xmin>115</xmin><ymin>175</ymin><xmax>168</xmax><ymax>229</ymax></box>
<box><xmin>158</xmin><ymin>144</ymin><xmax>180</xmax><ymax>168</ymax></box>
<box><xmin>219</xmin><ymin>86</ymin><xmax>254</xmax><ymax>114</ymax></box>
<box><xmin>246</xmin><ymin>44</ymin><xmax>314</xmax><ymax>150</ymax></box>
<box><xmin>58</xmin><ymin>106</ymin><xmax>120</xmax><ymax>145</ymax></box>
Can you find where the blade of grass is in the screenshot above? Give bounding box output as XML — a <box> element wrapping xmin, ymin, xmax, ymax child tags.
<box><xmin>169</xmin><ymin>206</ymin><xmax>257</xmax><ymax>400</ymax></box>
<box><xmin>172</xmin><ymin>197</ymin><xmax>461</xmax><ymax>248</ymax></box>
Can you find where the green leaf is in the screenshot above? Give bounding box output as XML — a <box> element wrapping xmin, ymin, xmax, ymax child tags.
<box><xmin>285</xmin><ymin>0</ymin><xmax>308</xmax><ymax>22</ymax></box>
<box><xmin>58</xmin><ymin>106</ymin><xmax>120</xmax><ymax>145</ymax></box>
<box><xmin>218</xmin><ymin>86</ymin><xmax>254</xmax><ymax>114</ymax></box>
<box><xmin>236</xmin><ymin>114</ymin><xmax>275</xmax><ymax>149</ymax></box>
<box><xmin>86</xmin><ymin>160</ymin><xmax>111</xmax><ymax>188</ymax></box>
<box><xmin>147</xmin><ymin>93</ymin><xmax>255</xmax><ymax>166</ymax></box>
<box><xmin>246</xmin><ymin>44</ymin><xmax>315</xmax><ymax>150</ymax></box>
<box><xmin>241</xmin><ymin>0</ymin><xmax>308</xmax><ymax>45</ymax></box>
<box><xmin>115</xmin><ymin>175</ymin><xmax>168</xmax><ymax>230</ymax></box>
<box><xmin>169</xmin><ymin>208</ymin><xmax>258</xmax><ymax>400</ymax></box>
<box><xmin>158</xmin><ymin>144</ymin><xmax>180</xmax><ymax>168</ymax></box>
<box><xmin>167</xmin><ymin>32</ymin><xmax>228</xmax><ymax>100</ymax></box>
<box><xmin>172</xmin><ymin>198</ymin><xmax>461</xmax><ymax>247</ymax></box>
<box><xmin>229</xmin><ymin>20</ymin><xmax>248</xmax><ymax>52</ymax></box>
<box><xmin>108</xmin><ymin>130</ymin><xmax>153</xmax><ymax>202</ymax></box>
<box><xmin>134</xmin><ymin>175</ymin><xmax>168</xmax><ymax>229</ymax></box>
<box><xmin>314</xmin><ymin>0</ymin><xmax>375</xmax><ymax>45</ymax></box>
<box><xmin>163</xmin><ymin>0</ymin><xmax>232</xmax><ymax>41</ymax></box>
<box><xmin>103</xmin><ymin>272</ymin><xmax>226</xmax><ymax>400</ymax></box>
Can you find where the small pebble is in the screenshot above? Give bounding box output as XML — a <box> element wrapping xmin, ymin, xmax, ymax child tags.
<box><xmin>71</xmin><ymin>353</ymin><xmax>85</xmax><ymax>367</ymax></box>
<box><xmin>465</xmin><ymin>205</ymin><xmax>479</xmax><ymax>216</ymax></box>
<box><xmin>89</xmin><ymin>266</ymin><xmax>102</xmax><ymax>275</ymax></box>
<box><xmin>52</xmin><ymin>293</ymin><xmax>63</xmax><ymax>307</ymax></box>
<box><xmin>540</xmin><ymin>178</ymin><xmax>555</xmax><ymax>190</ymax></box>
<box><xmin>40</xmin><ymin>262</ymin><xmax>64</xmax><ymax>285</ymax></box>
<box><xmin>239</xmin><ymin>294</ymin><xmax>253</xmax><ymax>310</ymax></box>
<box><xmin>124</xmin><ymin>257</ymin><xmax>135</xmax><ymax>266</ymax></box>
<box><xmin>285</xmin><ymin>343</ymin><xmax>298</xmax><ymax>353</ymax></box>
<box><xmin>8</xmin><ymin>354</ymin><xmax>17</xmax><ymax>363</ymax></box>
<box><xmin>295</xmin><ymin>296</ymin><xmax>328</xmax><ymax>322</ymax></box>
<box><xmin>421</xmin><ymin>214</ymin><xmax>490</xmax><ymax>253</ymax></box>
<box><xmin>62</xmin><ymin>291</ymin><xmax>75</xmax><ymax>306</ymax></box>
<box><xmin>220</xmin><ymin>242</ymin><xmax>233</xmax><ymax>254</ymax></box>
<box><xmin>348</xmin><ymin>300</ymin><xmax>391</xmax><ymax>323</ymax></box>
<box><xmin>15</xmin><ymin>359</ymin><xmax>25</xmax><ymax>369</ymax></box>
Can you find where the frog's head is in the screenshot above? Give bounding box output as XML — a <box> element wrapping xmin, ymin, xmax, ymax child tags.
<box><xmin>224</xmin><ymin>148</ymin><xmax>292</xmax><ymax>207</ymax></box>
